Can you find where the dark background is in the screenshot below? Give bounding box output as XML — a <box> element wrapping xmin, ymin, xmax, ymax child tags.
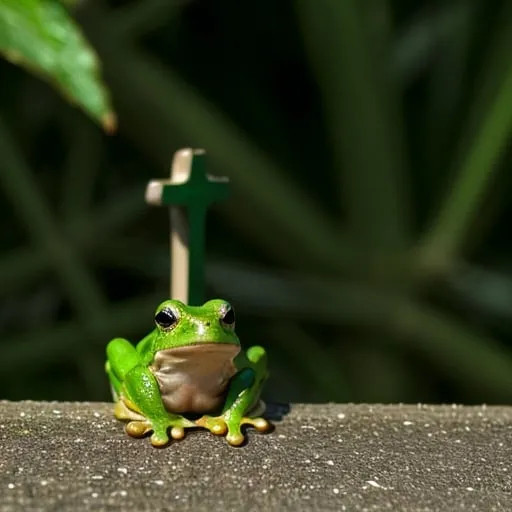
<box><xmin>1</xmin><ymin>0</ymin><xmax>512</xmax><ymax>405</ymax></box>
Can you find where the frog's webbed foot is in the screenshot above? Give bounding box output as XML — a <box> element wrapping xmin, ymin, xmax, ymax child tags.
<box><xmin>194</xmin><ymin>415</ymin><xmax>228</xmax><ymax>436</ymax></box>
<box><xmin>114</xmin><ymin>399</ymin><xmax>194</xmax><ymax>447</ymax></box>
<box><xmin>227</xmin><ymin>416</ymin><xmax>272</xmax><ymax>446</ymax></box>
<box><xmin>195</xmin><ymin>413</ymin><xmax>272</xmax><ymax>446</ymax></box>
<box><xmin>125</xmin><ymin>420</ymin><xmax>188</xmax><ymax>446</ymax></box>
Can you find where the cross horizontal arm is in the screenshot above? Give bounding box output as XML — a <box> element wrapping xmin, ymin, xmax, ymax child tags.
<box><xmin>161</xmin><ymin>179</ymin><xmax>230</xmax><ymax>207</ymax></box>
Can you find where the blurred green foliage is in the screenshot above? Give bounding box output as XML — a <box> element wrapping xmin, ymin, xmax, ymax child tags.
<box><xmin>1</xmin><ymin>0</ymin><xmax>512</xmax><ymax>405</ymax></box>
<box><xmin>0</xmin><ymin>0</ymin><xmax>114</xmax><ymax>129</ymax></box>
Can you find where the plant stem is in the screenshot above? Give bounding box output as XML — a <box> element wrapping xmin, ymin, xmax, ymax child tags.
<box><xmin>60</xmin><ymin>117</ymin><xmax>104</xmax><ymax>219</ymax></box>
<box><xmin>0</xmin><ymin>119</ymin><xmax>108</xmax><ymax>397</ymax></box>
<box><xmin>418</xmin><ymin>2</ymin><xmax>512</xmax><ymax>272</ymax></box>
<box><xmin>419</xmin><ymin>60</ymin><xmax>512</xmax><ymax>271</ymax></box>
<box><xmin>295</xmin><ymin>0</ymin><xmax>411</xmax><ymax>255</ymax></box>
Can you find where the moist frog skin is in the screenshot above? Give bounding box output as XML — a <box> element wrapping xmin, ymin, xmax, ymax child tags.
<box><xmin>105</xmin><ymin>299</ymin><xmax>270</xmax><ymax>446</ymax></box>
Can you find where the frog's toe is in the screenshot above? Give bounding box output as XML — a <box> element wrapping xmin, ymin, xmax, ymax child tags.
<box><xmin>125</xmin><ymin>420</ymin><xmax>152</xmax><ymax>438</ymax></box>
<box><xmin>226</xmin><ymin>431</ymin><xmax>245</xmax><ymax>446</ymax></box>
<box><xmin>150</xmin><ymin>432</ymin><xmax>170</xmax><ymax>447</ymax></box>
<box><xmin>241</xmin><ymin>416</ymin><xmax>273</xmax><ymax>433</ymax></box>
<box><xmin>170</xmin><ymin>426</ymin><xmax>185</xmax><ymax>440</ymax></box>
<box><xmin>211</xmin><ymin>422</ymin><xmax>228</xmax><ymax>436</ymax></box>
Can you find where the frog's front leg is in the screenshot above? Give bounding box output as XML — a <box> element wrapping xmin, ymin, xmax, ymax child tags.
<box><xmin>106</xmin><ymin>338</ymin><xmax>195</xmax><ymax>446</ymax></box>
<box><xmin>196</xmin><ymin>345</ymin><xmax>272</xmax><ymax>446</ymax></box>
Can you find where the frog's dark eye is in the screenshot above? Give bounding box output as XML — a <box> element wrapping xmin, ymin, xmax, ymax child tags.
<box><xmin>155</xmin><ymin>308</ymin><xmax>178</xmax><ymax>329</ymax></box>
<box><xmin>221</xmin><ymin>306</ymin><xmax>235</xmax><ymax>327</ymax></box>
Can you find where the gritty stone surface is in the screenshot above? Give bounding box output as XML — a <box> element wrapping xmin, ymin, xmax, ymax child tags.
<box><xmin>1</xmin><ymin>402</ymin><xmax>512</xmax><ymax>511</ymax></box>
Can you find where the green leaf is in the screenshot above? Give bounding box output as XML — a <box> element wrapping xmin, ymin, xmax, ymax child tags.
<box><xmin>0</xmin><ymin>0</ymin><xmax>115</xmax><ymax>132</ymax></box>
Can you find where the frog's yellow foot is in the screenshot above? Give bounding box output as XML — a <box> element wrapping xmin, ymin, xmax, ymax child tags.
<box><xmin>195</xmin><ymin>415</ymin><xmax>228</xmax><ymax>436</ymax></box>
<box><xmin>125</xmin><ymin>420</ymin><xmax>152</xmax><ymax>438</ymax></box>
<box><xmin>125</xmin><ymin>420</ymin><xmax>187</xmax><ymax>447</ymax></box>
<box><xmin>226</xmin><ymin>417</ymin><xmax>273</xmax><ymax>446</ymax></box>
<box><xmin>195</xmin><ymin>414</ymin><xmax>272</xmax><ymax>446</ymax></box>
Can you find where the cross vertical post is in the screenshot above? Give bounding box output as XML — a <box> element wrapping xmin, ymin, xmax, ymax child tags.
<box><xmin>145</xmin><ymin>148</ymin><xmax>230</xmax><ymax>305</ymax></box>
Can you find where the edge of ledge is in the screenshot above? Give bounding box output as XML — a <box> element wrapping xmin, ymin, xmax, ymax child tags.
<box><xmin>2</xmin><ymin>401</ymin><xmax>512</xmax><ymax>422</ymax></box>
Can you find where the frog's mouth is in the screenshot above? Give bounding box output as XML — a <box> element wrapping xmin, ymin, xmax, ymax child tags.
<box><xmin>152</xmin><ymin>342</ymin><xmax>240</xmax><ymax>371</ymax></box>
<box><xmin>162</xmin><ymin>342</ymin><xmax>240</xmax><ymax>358</ymax></box>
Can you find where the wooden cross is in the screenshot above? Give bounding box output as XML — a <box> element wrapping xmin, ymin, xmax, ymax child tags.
<box><xmin>145</xmin><ymin>148</ymin><xmax>230</xmax><ymax>305</ymax></box>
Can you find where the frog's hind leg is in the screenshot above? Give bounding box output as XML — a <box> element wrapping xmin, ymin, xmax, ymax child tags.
<box><xmin>114</xmin><ymin>398</ymin><xmax>146</xmax><ymax>422</ymax></box>
<box><xmin>111</xmin><ymin>393</ymin><xmax>154</xmax><ymax>439</ymax></box>
<box><xmin>106</xmin><ymin>338</ymin><xmax>197</xmax><ymax>446</ymax></box>
<box><xmin>106</xmin><ymin>353</ymin><xmax>151</xmax><ymax>432</ymax></box>
<box><xmin>226</xmin><ymin>346</ymin><xmax>272</xmax><ymax>444</ymax></box>
<box><xmin>112</xmin><ymin>394</ymin><xmax>190</xmax><ymax>442</ymax></box>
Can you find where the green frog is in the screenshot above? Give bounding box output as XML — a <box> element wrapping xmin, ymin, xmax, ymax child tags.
<box><xmin>105</xmin><ymin>299</ymin><xmax>270</xmax><ymax>447</ymax></box>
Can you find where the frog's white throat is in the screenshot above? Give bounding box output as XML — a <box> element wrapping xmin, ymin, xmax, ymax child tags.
<box><xmin>150</xmin><ymin>343</ymin><xmax>240</xmax><ymax>415</ymax></box>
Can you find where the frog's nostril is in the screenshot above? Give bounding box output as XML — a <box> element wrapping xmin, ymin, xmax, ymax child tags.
<box><xmin>205</xmin><ymin>322</ymin><xmax>211</xmax><ymax>327</ymax></box>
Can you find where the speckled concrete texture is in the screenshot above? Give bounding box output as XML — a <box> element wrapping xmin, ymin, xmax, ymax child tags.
<box><xmin>1</xmin><ymin>402</ymin><xmax>512</xmax><ymax>511</ymax></box>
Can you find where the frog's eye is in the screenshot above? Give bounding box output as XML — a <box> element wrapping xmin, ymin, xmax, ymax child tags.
<box><xmin>221</xmin><ymin>306</ymin><xmax>235</xmax><ymax>328</ymax></box>
<box><xmin>155</xmin><ymin>308</ymin><xmax>178</xmax><ymax>330</ymax></box>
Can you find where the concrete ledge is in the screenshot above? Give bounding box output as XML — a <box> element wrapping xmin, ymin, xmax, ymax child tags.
<box><xmin>1</xmin><ymin>402</ymin><xmax>512</xmax><ymax>511</ymax></box>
